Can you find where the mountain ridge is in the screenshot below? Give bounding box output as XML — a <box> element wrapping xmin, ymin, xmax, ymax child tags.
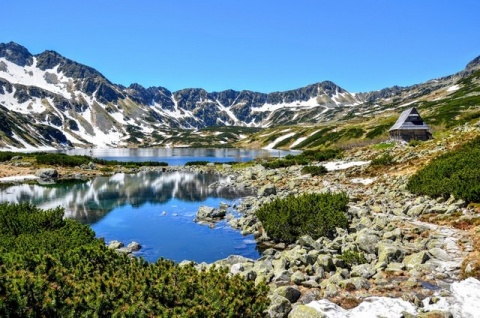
<box><xmin>0</xmin><ymin>41</ymin><xmax>479</xmax><ymax>149</ymax></box>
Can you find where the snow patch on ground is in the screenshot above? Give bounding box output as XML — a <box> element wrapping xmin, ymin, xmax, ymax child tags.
<box><xmin>306</xmin><ymin>278</ymin><xmax>480</xmax><ymax>318</ymax></box>
<box><xmin>351</xmin><ymin>177</ymin><xmax>376</xmax><ymax>185</ymax></box>
<box><xmin>0</xmin><ymin>175</ymin><xmax>38</xmax><ymax>182</ymax></box>
<box><xmin>323</xmin><ymin>160</ymin><xmax>370</xmax><ymax>171</ymax></box>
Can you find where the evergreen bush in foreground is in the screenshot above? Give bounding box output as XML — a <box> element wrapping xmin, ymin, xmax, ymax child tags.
<box><xmin>407</xmin><ymin>136</ymin><xmax>480</xmax><ymax>203</ymax></box>
<box><xmin>0</xmin><ymin>203</ymin><xmax>269</xmax><ymax>317</ymax></box>
<box><xmin>256</xmin><ymin>192</ymin><xmax>349</xmax><ymax>243</ymax></box>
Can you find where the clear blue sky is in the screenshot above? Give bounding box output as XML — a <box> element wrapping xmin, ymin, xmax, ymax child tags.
<box><xmin>1</xmin><ymin>0</ymin><xmax>479</xmax><ymax>93</ymax></box>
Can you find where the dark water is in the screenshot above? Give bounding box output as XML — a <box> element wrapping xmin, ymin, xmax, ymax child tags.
<box><xmin>0</xmin><ymin>171</ymin><xmax>260</xmax><ymax>263</ymax></box>
<box><xmin>57</xmin><ymin>147</ymin><xmax>298</xmax><ymax>166</ymax></box>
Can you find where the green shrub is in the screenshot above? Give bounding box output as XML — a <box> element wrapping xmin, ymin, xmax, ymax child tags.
<box><xmin>339</xmin><ymin>250</ymin><xmax>367</xmax><ymax>267</ymax></box>
<box><xmin>262</xmin><ymin>158</ymin><xmax>308</xmax><ymax>169</ymax></box>
<box><xmin>301</xmin><ymin>165</ymin><xmax>328</xmax><ymax>176</ymax></box>
<box><xmin>35</xmin><ymin>153</ymin><xmax>91</xmax><ymax>167</ymax></box>
<box><xmin>407</xmin><ymin>136</ymin><xmax>480</xmax><ymax>203</ymax></box>
<box><xmin>408</xmin><ymin>139</ymin><xmax>422</xmax><ymax>147</ymax></box>
<box><xmin>256</xmin><ymin>192</ymin><xmax>349</xmax><ymax>243</ymax></box>
<box><xmin>370</xmin><ymin>153</ymin><xmax>395</xmax><ymax>166</ymax></box>
<box><xmin>93</xmin><ymin>158</ymin><xmax>168</xmax><ymax>167</ymax></box>
<box><xmin>0</xmin><ymin>203</ymin><xmax>269</xmax><ymax>316</ymax></box>
<box><xmin>185</xmin><ymin>161</ymin><xmax>210</xmax><ymax>166</ymax></box>
<box><xmin>0</xmin><ymin>151</ymin><xmax>16</xmax><ymax>162</ymax></box>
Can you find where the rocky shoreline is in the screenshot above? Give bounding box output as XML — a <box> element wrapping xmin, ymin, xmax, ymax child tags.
<box><xmin>162</xmin><ymin>133</ymin><xmax>480</xmax><ymax>317</ymax></box>
<box><xmin>1</xmin><ymin>124</ymin><xmax>479</xmax><ymax>317</ymax></box>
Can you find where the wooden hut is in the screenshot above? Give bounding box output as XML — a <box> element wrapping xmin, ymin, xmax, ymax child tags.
<box><xmin>389</xmin><ymin>107</ymin><xmax>432</xmax><ymax>142</ymax></box>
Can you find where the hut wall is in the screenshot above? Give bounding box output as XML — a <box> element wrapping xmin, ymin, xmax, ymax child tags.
<box><xmin>390</xmin><ymin>129</ymin><xmax>432</xmax><ymax>142</ymax></box>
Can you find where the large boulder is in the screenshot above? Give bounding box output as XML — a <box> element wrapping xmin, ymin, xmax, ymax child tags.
<box><xmin>36</xmin><ymin>168</ymin><xmax>58</xmax><ymax>181</ymax></box>
<box><xmin>268</xmin><ymin>294</ymin><xmax>292</xmax><ymax>318</ymax></box>
<box><xmin>194</xmin><ymin>205</ymin><xmax>226</xmax><ymax>222</ymax></box>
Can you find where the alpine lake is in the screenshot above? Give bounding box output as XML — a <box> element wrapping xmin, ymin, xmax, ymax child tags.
<box><xmin>0</xmin><ymin>148</ymin><xmax>297</xmax><ymax>263</ymax></box>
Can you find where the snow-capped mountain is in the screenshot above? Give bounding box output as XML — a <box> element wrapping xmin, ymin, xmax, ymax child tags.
<box><xmin>0</xmin><ymin>42</ymin><xmax>479</xmax><ymax>149</ymax></box>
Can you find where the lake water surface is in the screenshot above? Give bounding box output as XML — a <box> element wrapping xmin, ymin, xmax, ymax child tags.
<box><xmin>57</xmin><ymin>147</ymin><xmax>298</xmax><ymax>166</ymax></box>
<box><xmin>0</xmin><ymin>171</ymin><xmax>260</xmax><ymax>263</ymax></box>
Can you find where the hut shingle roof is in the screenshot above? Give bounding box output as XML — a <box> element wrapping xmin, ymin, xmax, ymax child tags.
<box><xmin>389</xmin><ymin>107</ymin><xmax>430</xmax><ymax>131</ymax></box>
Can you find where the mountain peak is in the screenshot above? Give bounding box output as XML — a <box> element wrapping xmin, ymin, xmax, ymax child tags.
<box><xmin>0</xmin><ymin>42</ymin><xmax>33</xmax><ymax>67</ymax></box>
<box><xmin>466</xmin><ymin>55</ymin><xmax>480</xmax><ymax>71</ymax></box>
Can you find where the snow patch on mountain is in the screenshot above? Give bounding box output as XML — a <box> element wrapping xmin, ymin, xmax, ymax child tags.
<box><xmin>263</xmin><ymin>132</ymin><xmax>296</xmax><ymax>149</ymax></box>
<box><xmin>0</xmin><ymin>57</ymin><xmax>70</xmax><ymax>98</ymax></box>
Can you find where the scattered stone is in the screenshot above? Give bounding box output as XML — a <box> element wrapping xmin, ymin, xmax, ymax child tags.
<box><xmin>258</xmin><ymin>184</ymin><xmax>277</xmax><ymax>197</ymax></box>
<box><xmin>288</xmin><ymin>305</ymin><xmax>325</xmax><ymax>318</ymax></box>
<box><xmin>107</xmin><ymin>240</ymin><xmax>123</xmax><ymax>249</ymax></box>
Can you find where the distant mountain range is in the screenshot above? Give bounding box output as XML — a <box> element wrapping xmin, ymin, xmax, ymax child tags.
<box><xmin>0</xmin><ymin>42</ymin><xmax>479</xmax><ymax>149</ymax></box>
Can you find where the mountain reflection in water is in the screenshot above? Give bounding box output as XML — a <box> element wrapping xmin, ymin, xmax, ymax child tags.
<box><xmin>1</xmin><ymin>171</ymin><xmax>261</xmax><ymax>262</ymax></box>
<box><xmin>0</xmin><ymin>171</ymin><xmax>252</xmax><ymax>224</ymax></box>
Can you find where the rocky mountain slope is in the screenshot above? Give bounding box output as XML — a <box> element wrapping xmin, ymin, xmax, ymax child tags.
<box><xmin>0</xmin><ymin>41</ymin><xmax>479</xmax><ymax>149</ymax></box>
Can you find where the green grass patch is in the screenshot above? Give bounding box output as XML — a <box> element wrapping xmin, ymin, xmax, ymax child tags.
<box><xmin>373</xmin><ymin>142</ymin><xmax>395</xmax><ymax>150</ymax></box>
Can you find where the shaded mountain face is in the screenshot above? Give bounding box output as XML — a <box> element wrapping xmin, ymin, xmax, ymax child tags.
<box><xmin>0</xmin><ymin>41</ymin><xmax>479</xmax><ymax>149</ymax></box>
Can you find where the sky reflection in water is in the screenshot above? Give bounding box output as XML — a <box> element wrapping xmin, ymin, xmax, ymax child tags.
<box><xmin>0</xmin><ymin>171</ymin><xmax>260</xmax><ymax>263</ymax></box>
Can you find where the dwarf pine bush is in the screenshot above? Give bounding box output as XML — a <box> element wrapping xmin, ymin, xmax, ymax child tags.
<box><xmin>256</xmin><ymin>192</ymin><xmax>349</xmax><ymax>243</ymax></box>
<box><xmin>0</xmin><ymin>203</ymin><xmax>269</xmax><ymax>317</ymax></box>
<box><xmin>407</xmin><ymin>136</ymin><xmax>480</xmax><ymax>203</ymax></box>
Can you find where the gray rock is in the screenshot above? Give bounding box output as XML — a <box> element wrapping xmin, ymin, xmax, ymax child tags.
<box><xmin>268</xmin><ymin>294</ymin><xmax>292</xmax><ymax>318</ymax></box>
<box><xmin>230</xmin><ymin>263</ymin><xmax>245</xmax><ymax>275</ymax></box>
<box><xmin>383</xmin><ymin>228</ymin><xmax>402</xmax><ymax>241</ymax></box>
<box><xmin>339</xmin><ymin>277</ymin><xmax>370</xmax><ymax>290</ymax></box>
<box><xmin>259</xmin><ymin>184</ymin><xmax>277</xmax><ymax>197</ymax></box>
<box><xmin>195</xmin><ymin>205</ymin><xmax>226</xmax><ymax>222</ymax></box>
<box><xmin>403</xmin><ymin>251</ymin><xmax>430</xmax><ymax>269</ymax></box>
<box><xmin>316</xmin><ymin>254</ymin><xmax>335</xmax><ymax>272</ymax></box>
<box><xmin>274</xmin><ymin>286</ymin><xmax>301</xmax><ymax>303</ymax></box>
<box><xmin>407</xmin><ymin>204</ymin><xmax>426</xmax><ymax>217</ymax></box>
<box><xmin>377</xmin><ymin>241</ymin><xmax>406</xmax><ymax>263</ymax></box>
<box><xmin>36</xmin><ymin>168</ymin><xmax>58</xmax><ymax>180</ymax></box>
<box><xmin>428</xmin><ymin>247</ymin><xmax>451</xmax><ymax>261</ymax></box>
<box><xmin>355</xmin><ymin>229</ymin><xmax>380</xmax><ymax>254</ymax></box>
<box><xmin>350</xmin><ymin>263</ymin><xmax>376</xmax><ymax>279</ymax></box>
<box><xmin>288</xmin><ymin>305</ymin><xmax>325</xmax><ymax>318</ymax></box>
<box><xmin>291</xmin><ymin>271</ymin><xmax>306</xmax><ymax>285</ymax></box>
<box><xmin>122</xmin><ymin>241</ymin><xmax>141</xmax><ymax>253</ymax></box>
<box><xmin>107</xmin><ymin>240</ymin><xmax>124</xmax><ymax>249</ymax></box>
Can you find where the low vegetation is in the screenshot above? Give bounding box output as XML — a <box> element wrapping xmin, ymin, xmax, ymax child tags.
<box><xmin>1</xmin><ymin>152</ymin><xmax>167</xmax><ymax>168</ymax></box>
<box><xmin>339</xmin><ymin>250</ymin><xmax>368</xmax><ymax>268</ymax></box>
<box><xmin>185</xmin><ymin>160</ymin><xmax>210</xmax><ymax>166</ymax></box>
<box><xmin>256</xmin><ymin>192</ymin><xmax>349</xmax><ymax>243</ymax></box>
<box><xmin>407</xmin><ymin>135</ymin><xmax>480</xmax><ymax>203</ymax></box>
<box><xmin>370</xmin><ymin>153</ymin><xmax>395</xmax><ymax>166</ymax></box>
<box><xmin>301</xmin><ymin>165</ymin><xmax>328</xmax><ymax>176</ymax></box>
<box><xmin>0</xmin><ymin>203</ymin><xmax>269</xmax><ymax>317</ymax></box>
<box><xmin>262</xmin><ymin>148</ymin><xmax>342</xmax><ymax>169</ymax></box>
